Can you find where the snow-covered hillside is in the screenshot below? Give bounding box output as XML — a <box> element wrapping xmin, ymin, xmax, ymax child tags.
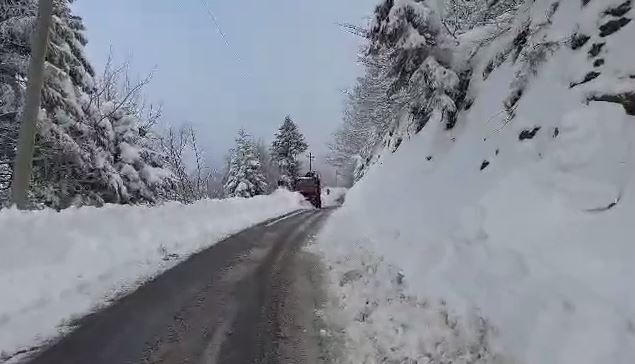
<box><xmin>317</xmin><ymin>0</ymin><xmax>635</xmax><ymax>363</ymax></box>
<box><xmin>0</xmin><ymin>190</ymin><xmax>306</xmax><ymax>361</ymax></box>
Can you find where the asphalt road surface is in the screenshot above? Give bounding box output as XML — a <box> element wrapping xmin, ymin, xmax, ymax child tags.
<box><xmin>25</xmin><ymin>208</ymin><xmax>333</xmax><ymax>364</ymax></box>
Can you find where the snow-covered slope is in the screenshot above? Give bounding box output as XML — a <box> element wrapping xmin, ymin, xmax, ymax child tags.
<box><xmin>322</xmin><ymin>187</ymin><xmax>348</xmax><ymax>207</ymax></box>
<box><xmin>0</xmin><ymin>190</ymin><xmax>306</xmax><ymax>360</ymax></box>
<box><xmin>317</xmin><ymin>1</ymin><xmax>635</xmax><ymax>363</ymax></box>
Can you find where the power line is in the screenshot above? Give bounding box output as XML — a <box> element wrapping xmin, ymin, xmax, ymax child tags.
<box><xmin>198</xmin><ymin>0</ymin><xmax>232</xmax><ymax>50</ymax></box>
<box><xmin>197</xmin><ymin>0</ymin><xmax>247</xmax><ymax>71</ymax></box>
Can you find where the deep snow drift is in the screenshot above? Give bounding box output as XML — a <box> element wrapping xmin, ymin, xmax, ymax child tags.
<box><xmin>0</xmin><ymin>190</ymin><xmax>306</xmax><ymax>361</ymax></box>
<box><xmin>316</xmin><ymin>1</ymin><xmax>635</xmax><ymax>363</ymax></box>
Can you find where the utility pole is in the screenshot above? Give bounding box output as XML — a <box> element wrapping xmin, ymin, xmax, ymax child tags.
<box><xmin>307</xmin><ymin>152</ymin><xmax>315</xmax><ymax>172</ymax></box>
<box><xmin>11</xmin><ymin>0</ymin><xmax>54</xmax><ymax>209</ymax></box>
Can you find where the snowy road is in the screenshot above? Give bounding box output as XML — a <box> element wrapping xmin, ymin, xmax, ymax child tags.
<box><xmin>23</xmin><ymin>209</ymin><xmax>333</xmax><ymax>364</ymax></box>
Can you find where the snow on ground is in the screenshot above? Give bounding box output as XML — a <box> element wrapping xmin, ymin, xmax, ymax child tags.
<box><xmin>0</xmin><ymin>189</ymin><xmax>306</xmax><ymax>361</ymax></box>
<box><xmin>322</xmin><ymin>187</ymin><xmax>348</xmax><ymax>207</ymax></box>
<box><xmin>315</xmin><ymin>1</ymin><xmax>635</xmax><ymax>363</ymax></box>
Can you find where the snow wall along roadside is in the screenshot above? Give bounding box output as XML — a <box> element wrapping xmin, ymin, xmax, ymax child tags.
<box><xmin>314</xmin><ymin>1</ymin><xmax>635</xmax><ymax>363</ymax></box>
<box><xmin>322</xmin><ymin>187</ymin><xmax>348</xmax><ymax>208</ymax></box>
<box><xmin>0</xmin><ymin>189</ymin><xmax>306</xmax><ymax>360</ymax></box>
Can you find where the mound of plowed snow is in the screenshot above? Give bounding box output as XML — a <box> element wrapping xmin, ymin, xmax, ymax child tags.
<box><xmin>0</xmin><ymin>190</ymin><xmax>305</xmax><ymax>360</ymax></box>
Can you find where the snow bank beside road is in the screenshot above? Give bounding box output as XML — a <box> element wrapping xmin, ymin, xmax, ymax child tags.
<box><xmin>315</xmin><ymin>0</ymin><xmax>635</xmax><ymax>362</ymax></box>
<box><xmin>314</xmin><ymin>214</ymin><xmax>501</xmax><ymax>363</ymax></box>
<box><xmin>0</xmin><ymin>189</ymin><xmax>306</xmax><ymax>360</ymax></box>
<box><xmin>317</xmin><ymin>104</ymin><xmax>635</xmax><ymax>364</ymax></box>
<box><xmin>321</xmin><ymin>187</ymin><xmax>347</xmax><ymax>207</ymax></box>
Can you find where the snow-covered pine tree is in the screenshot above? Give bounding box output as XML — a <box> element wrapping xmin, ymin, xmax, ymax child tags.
<box><xmin>270</xmin><ymin>116</ymin><xmax>308</xmax><ymax>188</ymax></box>
<box><xmin>0</xmin><ymin>0</ymin><xmax>97</xmax><ymax>207</ymax></box>
<box><xmin>224</xmin><ymin>129</ymin><xmax>268</xmax><ymax>198</ymax></box>
<box><xmin>371</xmin><ymin>0</ymin><xmax>461</xmax><ymax>130</ymax></box>
<box><xmin>90</xmin><ymin>103</ymin><xmax>173</xmax><ymax>204</ymax></box>
<box><xmin>88</xmin><ymin>56</ymin><xmax>174</xmax><ymax>205</ymax></box>
<box><xmin>442</xmin><ymin>0</ymin><xmax>521</xmax><ymax>36</ymax></box>
<box><xmin>328</xmin><ymin>0</ymin><xmax>471</xmax><ymax>181</ymax></box>
<box><xmin>0</xmin><ymin>0</ymin><xmax>172</xmax><ymax>208</ymax></box>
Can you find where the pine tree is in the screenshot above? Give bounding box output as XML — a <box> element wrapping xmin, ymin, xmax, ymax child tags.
<box><xmin>0</xmin><ymin>0</ymin><xmax>98</xmax><ymax>207</ymax></box>
<box><xmin>91</xmin><ymin>104</ymin><xmax>172</xmax><ymax>204</ymax></box>
<box><xmin>442</xmin><ymin>0</ymin><xmax>521</xmax><ymax>35</ymax></box>
<box><xmin>328</xmin><ymin>0</ymin><xmax>467</xmax><ymax>181</ymax></box>
<box><xmin>270</xmin><ymin>116</ymin><xmax>308</xmax><ymax>188</ymax></box>
<box><xmin>371</xmin><ymin>0</ymin><xmax>461</xmax><ymax>131</ymax></box>
<box><xmin>224</xmin><ymin>129</ymin><xmax>268</xmax><ymax>198</ymax></box>
<box><xmin>0</xmin><ymin>0</ymin><xmax>172</xmax><ymax>208</ymax></box>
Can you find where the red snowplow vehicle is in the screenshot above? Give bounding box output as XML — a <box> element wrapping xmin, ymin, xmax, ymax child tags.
<box><xmin>295</xmin><ymin>172</ymin><xmax>322</xmax><ymax>208</ymax></box>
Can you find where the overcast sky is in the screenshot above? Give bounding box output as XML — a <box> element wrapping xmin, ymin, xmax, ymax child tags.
<box><xmin>73</xmin><ymin>0</ymin><xmax>377</xmax><ymax>166</ymax></box>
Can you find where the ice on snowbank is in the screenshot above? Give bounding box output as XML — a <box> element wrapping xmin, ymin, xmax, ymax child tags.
<box><xmin>0</xmin><ymin>189</ymin><xmax>306</xmax><ymax>360</ymax></box>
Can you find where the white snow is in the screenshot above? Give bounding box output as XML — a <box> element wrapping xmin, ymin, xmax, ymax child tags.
<box><xmin>0</xmin><ymin>189</ymin><xmax>306</xmax><ymax>360</ymax></box>
<box><xmin>321</xmin><ymin>187</ymin><xmax>347</xmax><ymax>207</ymax></box>
<box><xmin>119</xmin><ymin>142</ymin><xmax>140</xmax><ymax>164</ymax></box>
<box><xmin>380</xmin><ymin>0</ymin><xmax>439</xmax><ymax>49</ymax></box>
<box><xmin>315</xmin><ymin>1</ymin><xmax>635</xmax><ymax>363</ymax></box>
<box><xmin>140</xmin><ymin>165</ymin><xmax>173</xmax><ymax>185</ymax></box>
<box><xmin>119</xmin><ymin>163</ymin><xmax>140</xmax><ymax>181</ymax></box>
